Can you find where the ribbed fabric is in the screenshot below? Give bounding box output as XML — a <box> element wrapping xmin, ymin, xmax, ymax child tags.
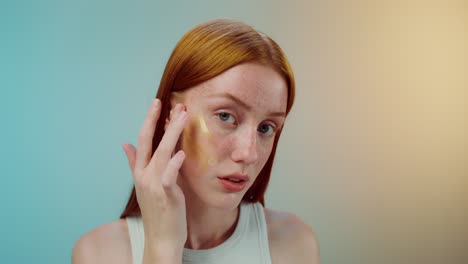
<box><xmin>126</xmin><ymin>202</ymin><xmax>272</xmax><ymax>264</ymax></box>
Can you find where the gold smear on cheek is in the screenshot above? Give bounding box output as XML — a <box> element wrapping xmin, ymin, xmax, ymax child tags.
<box><xmin>181</xmin><ymin>118</ymin><xmax>198</xmax><ymax>167</ymax></box>
<box><xmin>198</xmin><ymin>116</ymin><xmax>218</xmax><ymax>168</ymax></box>
<box><xmin>181</xmin><ymin>114</ymin><xmax>217</xmax><ymax>174</ymax></box>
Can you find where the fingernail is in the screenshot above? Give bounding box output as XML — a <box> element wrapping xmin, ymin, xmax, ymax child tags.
<box><xmin>175</xmin><ymin>103</ymin><xmax>182</xmax><ymax>112</ymax></box>
<box><xmin>173</xmin><ymin>104</ymin><xmax>183</xmax><ymax>118</ymax></box>
<box><xmin>178</xmin><ymin>110</ymin><xmax>187</xmax><ymax>121</ymax></box>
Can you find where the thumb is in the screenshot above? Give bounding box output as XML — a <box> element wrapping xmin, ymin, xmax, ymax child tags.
<box><xmin>122</xmin><ymin>143</ymin><xmax>137</xmax><ymax>174</ymax></box>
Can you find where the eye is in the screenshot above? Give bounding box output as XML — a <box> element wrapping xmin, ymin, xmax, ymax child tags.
<box><xmin>218</xmin><ymin>112</ymin><xmax>235</xmax><ymax>124</ymax></box>
<box><xmin>258</xmin><ymin>123</ymin><xmax>275</xmax><ymax>136</ymax></box>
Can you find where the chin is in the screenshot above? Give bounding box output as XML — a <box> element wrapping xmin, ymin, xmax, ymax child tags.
<box><xmin>179</xmin><ymin>173</ymin><xmax>247</xmax><ymax>211</ymax></box>
<box><xmin>198</xmin><ymin>189</ymin><xmax>245</xmax><ymax>211</ymax></box>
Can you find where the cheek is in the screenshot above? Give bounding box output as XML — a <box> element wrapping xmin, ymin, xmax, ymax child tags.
<box><xmin>180</xmin><ymin>113</ymin><xmax>275</xmax><ymax>175</ymax></box>
<box><xmin>256</xmin><ymin>141</ymin><xmax>274</xmax><ymax>168</ymax></box>
<box><xmin>203</xmin><ymin>116</ymin><xmax>234</xmax><ymax>155</ymax></box>
<box><xmin>206</xmin><ymin>117</ymin><xmax>276</xmax><ymax>166</ymax></box>
<box><xmin>180</xmin><ymin>114</ymin><xmax>224</xmax><ymax>174</ymax></box>
<box><xmin>210</xmin><ymin>135</ymin><xmax>234</xmax><ymax>159</ymax></box>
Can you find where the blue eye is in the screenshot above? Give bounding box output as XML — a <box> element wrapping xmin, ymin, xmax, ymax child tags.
<box><xmin>258</xmin><ymin>124</ymin><xmax>275</xmax><ymax>136</ymax></box>
<box><xmin>218</xmin><ymin>112</ymin><xmax>235</xmax><ymax>124</ymax></box>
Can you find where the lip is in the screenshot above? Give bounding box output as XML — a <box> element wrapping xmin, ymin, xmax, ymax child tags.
<box><xmin>217</xmin><ymin>173</ymin><xmax>249</xmax><ymax>192</ymax></box>
<box><xmin>218</xmin><ymin>173</ymin><xmax>250</xmax><ymax>182</ymax></box>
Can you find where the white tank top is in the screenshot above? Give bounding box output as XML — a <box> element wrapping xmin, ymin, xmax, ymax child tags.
<box><xmin>126</xmin><ymin>202</ymin><xmax>272</xmax><ymax>264</ymax></box>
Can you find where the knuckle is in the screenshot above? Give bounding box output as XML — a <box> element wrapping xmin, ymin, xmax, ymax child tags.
<box><xmin>134</xmin><ymin>179</ymin><xmax>145</xmax><ymax>191</ymax></box>
<box><xmin>134</xmin><ymin>177</ymin><xmax>146</xmax><ymax>189</ymax></box>
<box><xmin>133</xmin><ymin>171</ymin><xmax>150</xmax><ymax>187</ymax></box>
<box><xmin>134</xmin><ymin>168</ymin><xmax>144</xmax><ymax>178</ymax></box>
<box><xmin>150</xmin><ymin>185</ymin><xmax>164</xmax><ymax>197</ymax></box>
<box><xmin>161</xmin><ymin>179</ymin><xmax>170</xmax><ymax>188</ymax></box>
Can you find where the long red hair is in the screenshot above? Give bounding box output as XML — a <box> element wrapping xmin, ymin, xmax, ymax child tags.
<box><xmin>120</xmin><ymin>19</ymin><xmax>295</xmax><ymax>218</ymax></box>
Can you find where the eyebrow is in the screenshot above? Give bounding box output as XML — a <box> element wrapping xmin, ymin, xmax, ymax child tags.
<box><xmin>210</xmin><ymin>93</ymin><xmax>286</xmax><ymax>117</ymax></box>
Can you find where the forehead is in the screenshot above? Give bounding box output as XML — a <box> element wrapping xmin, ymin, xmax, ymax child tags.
<box><xmin>187</xmin><ymin>63</ymin><xmax>288</xmax><ymax>113</ymax></box>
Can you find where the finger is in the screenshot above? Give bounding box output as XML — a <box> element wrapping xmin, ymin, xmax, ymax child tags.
<box><xmin>135</xmin><ymin>98</ymin><xmax>161</xmax><ymax>171</ymax></box>
<box><xmin>161</xmin><ymin>150</ymin><xmax>185</xmax><ymax>194</ymax></box>
<box><xmin>122</xmin><ymin>144</ymin><xmax>137</xmax><ymax>175</ymax></box>
<box><xmin>150</xmin><ymin>104</ymin><xmax>187</xmax><ymax>169</ymax></box>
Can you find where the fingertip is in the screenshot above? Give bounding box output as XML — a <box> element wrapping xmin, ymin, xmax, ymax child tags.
<box><xmin>153</xmin><ymin>98</ymin><xmax>161</xmax><ymax>108</ymax></box>
<box><xmin>178</xmin><ymin>110</ymin><xmax>188</xmax><ymax>122</ymax></box>
<box><xmin>174</xmin><ymin>103</ymin><xmax>187</xmax><ymax>113</ymax></box>
<box><xmin>122</xmin><ymin>143</ymin><xmax>134</xmax><ymax>151</ymax></box>
<box><xmin>127</xmin><ymin>144</ymin><xmax>136</xmax><ymax>151</ymax></box>
<box><xmin>177</xmin><ymin>150</ymin><xmax>185</xmax><ymax>160</ymax></box>
<box><xmin>122</xmin><ymin>144</ymin><xmax>137</xmax><ymax>160</ymax></box>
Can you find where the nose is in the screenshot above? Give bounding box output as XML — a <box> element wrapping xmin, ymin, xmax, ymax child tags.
<box><xmin>231</xmin><ymin>126</ymin><xmax>258</xmax><ymax>165</ymax></box>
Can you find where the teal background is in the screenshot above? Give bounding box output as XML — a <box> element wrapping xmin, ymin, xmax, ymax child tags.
<box><xmin>2</xmin><ymin>1</ymin><xmax>466</xmax><ymax>264</ymax></box>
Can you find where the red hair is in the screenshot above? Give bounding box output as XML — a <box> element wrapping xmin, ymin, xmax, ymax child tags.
<box><xmin>120</xmin><ymin>19</ymin><xmax>295</xmax><ymax>218</ymax></box>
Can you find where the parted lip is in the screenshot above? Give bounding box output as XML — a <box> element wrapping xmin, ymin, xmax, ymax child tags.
<box><xmin>217</xmin><ymin>173</ymin><xmax>250</xmax><ymax>182</ymax></box>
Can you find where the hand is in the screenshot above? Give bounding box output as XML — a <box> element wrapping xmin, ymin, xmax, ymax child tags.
<box><xmin>122</xmin><ymin>99</ymin><xmax>188</xmax><ymax>261</ymax></box>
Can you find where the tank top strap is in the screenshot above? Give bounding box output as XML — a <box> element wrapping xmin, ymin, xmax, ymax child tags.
<box><xmin>250</xmin><ymin>202</ymin><xmax>273</xmax><ymax>264</ymax></box>
<box><xmin>126</xmin><ymin>216</ymin><xmax>144</xmax><ymax>264</ymax></box>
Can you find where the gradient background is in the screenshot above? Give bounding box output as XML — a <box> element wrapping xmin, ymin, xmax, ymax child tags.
<box><xmin>1</xmin><ymin>0</ymin><xmax>466</xmax><ymax>263</ymax></box>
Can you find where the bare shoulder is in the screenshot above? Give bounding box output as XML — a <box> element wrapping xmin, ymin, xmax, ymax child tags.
<box><xmin>264</xmin><ymin>207</ymin><xmax>320</xmax><ymax>264</ymax></box>
<box><xmin>72</xmin><ymin>219</ymin><xmax>132</xmax><ymax>264</ymax></box>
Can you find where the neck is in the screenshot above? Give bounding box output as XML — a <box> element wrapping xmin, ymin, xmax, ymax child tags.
<box><xmin>183</xmin><ymin>195</ymin><xmax>240</xmax><ymax>250</ymax></box>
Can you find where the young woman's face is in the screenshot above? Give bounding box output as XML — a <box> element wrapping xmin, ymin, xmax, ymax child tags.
<box><xmin>174</xmin><ymin>62</ymin><xmax>288</xmax><ymax>209</ymax></box>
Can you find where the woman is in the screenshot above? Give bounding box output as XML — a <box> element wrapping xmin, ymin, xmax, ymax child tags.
<box><xmin>73</xmin><ymin>19</ymin><xmax>319</xmax><ymax>264</ymax></box>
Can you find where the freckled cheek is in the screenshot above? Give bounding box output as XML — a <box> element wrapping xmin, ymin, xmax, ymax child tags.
<box><xmin>207</xmin><ymin>132</ymin><xmax>234</xmax><ymax>157</ymax></box>
<box><xmin>208</xmin><ymin>129</ymin><xmax>275</xmax><ymax>165</ymax></box>
<box><xmin>195</xmin><ymin>118</ymin><xmax>275</xmax><ymax>168</ymax></box>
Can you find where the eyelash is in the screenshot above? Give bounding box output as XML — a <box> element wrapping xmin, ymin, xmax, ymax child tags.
<box><xmin>216</xmin><ymin>112</ymin><xmax>277</xmax><ymax>136</ymax></box>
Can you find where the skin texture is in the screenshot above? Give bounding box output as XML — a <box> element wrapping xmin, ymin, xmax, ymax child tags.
<box><xmin>72</xmin><ymin>63</ymin><xmax>320</xmax><ymax>263</ymax></box>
